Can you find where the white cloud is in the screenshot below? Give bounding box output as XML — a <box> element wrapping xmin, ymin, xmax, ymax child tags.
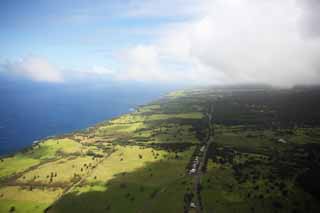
<box><xmin>2</xmin><ymin>57</ymin><xmax>119</xmax><ymax>83</ymax></box>
<box><xmin>4</xmin><ymin>56</ymin><xmax>64</xmax><ymax>83</ymax></box>
<box><xmin>79</xmin><ymin>65</ymin><xmax>115</xmax><ymax>76</ymax></box>
<box><xmin>114</xmin><ymin>0</ymin><xmax>320</xmax><ymax>87</ymax></box>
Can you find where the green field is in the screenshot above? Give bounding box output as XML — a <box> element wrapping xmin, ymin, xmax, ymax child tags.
<box><xmin>0</xmin><ymin>186</ymin><xmax>63</xmax><ymax>213</ymax></box>
<box><xmin>48</xmin><ymin>147</ymin><xmax>194</xmax><ymax>213</ymax></box>
<box><xmin>0</xmin><ymin>155</ymin><xmax>40</xmax><ymax>180</ymax></box>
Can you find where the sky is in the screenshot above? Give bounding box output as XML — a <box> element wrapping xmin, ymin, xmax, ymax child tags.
<box><xmin>1</xmin><ymin>0</ymin><xmax>320</xmax><ymax>87</ymax></box>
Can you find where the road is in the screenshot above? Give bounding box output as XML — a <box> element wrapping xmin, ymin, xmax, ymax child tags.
<box><xmin>190</xmin><ymin>105</ymin><xmax>214</xmax><ymax>213</ymax></box>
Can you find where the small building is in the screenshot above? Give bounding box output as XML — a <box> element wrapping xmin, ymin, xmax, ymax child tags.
<box><xmin>278</xmin><ymin>138</ymin><xmax>287</xmax><ymax>144</ymax></box>
<box><xmin>189</xmin><ymin>168</ymin><xmax>196</xmax><ymax>175</ymax></box>
<box><xmin>190</xmin><ymin>202</ymin><xmax>196</xmax><ymax>208</ymax></box>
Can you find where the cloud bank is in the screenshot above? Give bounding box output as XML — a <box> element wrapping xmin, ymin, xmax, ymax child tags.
<box><xmin>3</xmin><ymin>56</ymin><xmax>64</xmax><ymax>83</ymax></box>
<box><xmin>114</xmin><ymin>0</ymin><xmax>320</xmax><ymax>87</ymax></box>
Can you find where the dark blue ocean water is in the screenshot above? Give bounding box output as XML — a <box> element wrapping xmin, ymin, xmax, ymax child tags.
<box><xmin>0</xmin><ymin>78</ymin><xmax>174</xmax><ymax>156</ymax></box>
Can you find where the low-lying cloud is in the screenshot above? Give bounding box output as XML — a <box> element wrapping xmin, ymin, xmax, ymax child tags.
<box><xmin>3</xmin><ymin>56</ymin><xmax>64</xmax><ymax>83</ymax></box>
<box><xmin>1</xmin><ymin>57</ymin><xmax>117</xmax><ymax>83</ymax></box>
<box><xmin>115</xmin><ymin>0</ymin><xmax>320</xmax><ymax>87</ymax></box>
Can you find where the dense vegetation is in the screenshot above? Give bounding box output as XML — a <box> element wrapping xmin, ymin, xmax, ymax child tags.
<box><xmin>0</xmin><ymin>87</ymin><xmax>320</xmax><ymax>213</ymax></box>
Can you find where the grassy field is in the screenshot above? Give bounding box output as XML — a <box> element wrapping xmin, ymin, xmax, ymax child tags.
<box><xmin>29</xmin><ymin>139</ymin><xmax>83</xmax><ymax>159</ymax></box>
<box><xmin>85</xmin><ymin>145</ymin><xmax>168</xmax><ymax>183</ymax></box>
<box><xmin>17</xmin><ymin>156</ymin><xmax>96</xmax><ymax>185</ymax></box>
<box><xmin>0</xmin><ymin>186</ymin><xmax>63</xmax><ymax>213</ymax></box>
<box><xmin>0</xmin><ymin>154</ymin><xmax>40</xmax><ymax>180</ymax></box>
<box><xmin>48</xmin><ymin>147</ymin><xmax>194</xmax><ymax>213</ymax></box>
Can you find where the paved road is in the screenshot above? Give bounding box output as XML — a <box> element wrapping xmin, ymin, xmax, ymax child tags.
<box><xmin>193</xmin><ymin>105</ymin><xmax>214</xmax><ymax>213</ymax></box>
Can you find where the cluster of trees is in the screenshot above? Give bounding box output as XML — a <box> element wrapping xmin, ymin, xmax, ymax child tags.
<box><xmin>212</xmin><ymin>88</ymin><xmax>320</xmax><ymax>128</ymax></box>
<box><xmin>86</xmin><ymin>150</ymin><xmax>103</xmax><ymax>158</ymax></box>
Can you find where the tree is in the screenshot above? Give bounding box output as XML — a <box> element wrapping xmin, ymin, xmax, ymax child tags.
<box><xmin>9</xmin><ymin>206</ymin><xmax>15</xmax><ymax>212</ymax></box>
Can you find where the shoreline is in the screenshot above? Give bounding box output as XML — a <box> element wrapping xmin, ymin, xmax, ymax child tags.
<box><xmin>0</xmin><ymin>93</ymin><xmax>168</xmax><ymax>158</ymax></box>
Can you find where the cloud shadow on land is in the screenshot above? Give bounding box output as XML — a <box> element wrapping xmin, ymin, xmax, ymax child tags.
<box><xmin>47</xmin><ymin>150</ymin><xmax>193</xmax><ymax>213</ymax></box>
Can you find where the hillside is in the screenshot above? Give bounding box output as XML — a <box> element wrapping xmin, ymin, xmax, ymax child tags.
<box><xmin>1</xmin><ymin>87</ymin><xmax>320</xmax><ymax>213</ymax></box>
